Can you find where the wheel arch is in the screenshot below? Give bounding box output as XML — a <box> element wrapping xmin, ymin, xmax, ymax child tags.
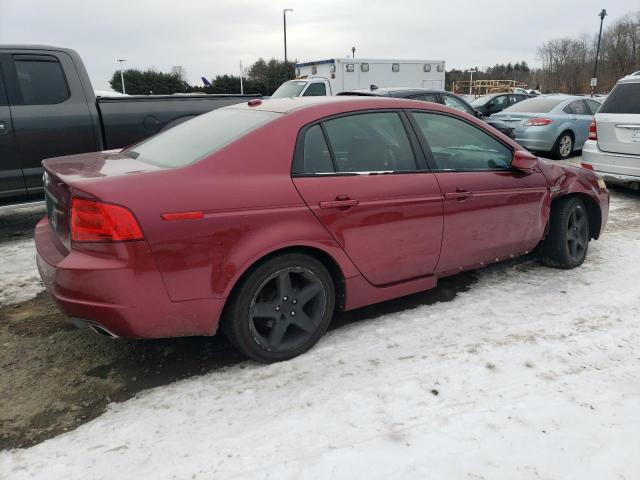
<box><xmin>551</xmin><ymin>192</ymin><xmax>602</xmax><ymax>240</ymax></box>
<box><xmin>220</xmin><ymin>244</ymin><xmax>349</xmax><ymax>323</ymax></box>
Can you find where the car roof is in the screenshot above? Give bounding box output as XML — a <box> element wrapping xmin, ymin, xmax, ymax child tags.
<box><xmin>226</xmin><ymin>95</ymin><xmax>438</xmax><ymax>114</ymax></box>
<box><xmin>619</xmin><ymin>72</ymin><xmax>640</xmax><ymax>84</ymax></box>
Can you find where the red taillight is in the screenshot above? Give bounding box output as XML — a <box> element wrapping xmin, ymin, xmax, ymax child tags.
<box><xmin>71</xmin><ymin>198</ymin><xmax>144</xmax><ymax>242</ymax></box>
<box><xmin>524</xmin><ymin>118</ymin><xmax>552</xmax><ymax>126</ymax></box>
<box><xmin>588</xmin><ymin>119</ymin><xmax>597</xmax><ymax>140</ymax></box>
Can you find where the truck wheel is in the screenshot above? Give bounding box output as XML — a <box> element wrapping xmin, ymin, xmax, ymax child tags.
<box><xmin>542</xmin><ymin>197</ymin><xmax>590</xmax><ymax>269</ymax></box>
<box><xmin>222</xmin><ymin>253</ymin><xmax>335</xmax><ymax>363</ymax></box>
<box><xmin>552</xmin><ymin>131</ymin><xmax>573</xmax><ymax>160</ymax></box>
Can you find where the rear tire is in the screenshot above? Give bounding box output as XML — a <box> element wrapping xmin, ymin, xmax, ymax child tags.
<box><xmin>542</xmin><ymin>197</ymin><xmax>590</xmax><ymax>269</ymax></box>
<box><xmin>222</xmin><ymin>253</ymin><xmax>335</xmax><ymax>363</ymax></box>
<box><xmin>552</xmin><ymin>131</ymin><xmax>574</xmax><ymax>160</ymax></box>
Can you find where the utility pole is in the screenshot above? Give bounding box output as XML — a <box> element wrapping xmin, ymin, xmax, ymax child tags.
<box><xmin>591</xmin><ymin>9</ymin><xmax>607</xmax><ymax>97</ymax></box>
<box><xmin>239</xmin><ymin>60</ymin><xmax>244</xmax><ymax>95</ymax></box>
<box><xmin>466</xmin><ymin>68</ymin><xmax>478</xmax><ymax>95</ymax></box>
<box><xmin>116</xmin><ymin>59</ymin><xmax>127</xmax><ymax>94</ymax></box>
<box><xmin>351</xmin><ymin>46</ymin><xmax>356</xmax><ymax>58</ymax></box>
<box><xmin>283</xmin><ymin>8</ymin><xmax>293</xmax><ymax>80</ymax></box>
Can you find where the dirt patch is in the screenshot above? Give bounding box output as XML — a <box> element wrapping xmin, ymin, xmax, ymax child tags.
<box><xmin>0</xmin><ymin>274</ymin><xmax>476</xmax><ymax>451</ymax></box>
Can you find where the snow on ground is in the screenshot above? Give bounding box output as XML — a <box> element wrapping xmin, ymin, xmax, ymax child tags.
<box><xmin>0</xmin><ymin>205</ymin><xmax>44</xmax><ymax>306</ymax></box>
<box><xmin>1</xmin><ymin>190</ymin><xmax>639</xmax><ymax>480</ymax></box>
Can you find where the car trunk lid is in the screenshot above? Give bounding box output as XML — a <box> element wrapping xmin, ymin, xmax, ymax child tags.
<box><xmin>595</xmin><ymin>113</ymin><xmax>640</xmax><ymax>156</ymax></box>
<box><xmin>42</xmin><ymin>151</ymin><xmax>163</xmax><ymax>253</ymax></box>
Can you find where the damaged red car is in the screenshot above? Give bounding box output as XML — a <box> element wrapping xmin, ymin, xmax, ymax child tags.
<box><xmin>36</xmin><ymin>96</ymin><xmax>609</xmax><ymax>362</ymax></box>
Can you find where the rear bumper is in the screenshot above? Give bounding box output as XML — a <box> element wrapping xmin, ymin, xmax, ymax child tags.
<box><xmin>582</xmin><ymin>140</ymin><xmax>640</xmax><ymax>186</ymax></box>
<box><xmin>35</xmin><ymin>217</ymin><xmax>225</xmax><ymax>338</ymax></box>
<box><xmin>514</xmin><ymin>128</ymin><xmax>556</xmax><ymax>153</ymax></box>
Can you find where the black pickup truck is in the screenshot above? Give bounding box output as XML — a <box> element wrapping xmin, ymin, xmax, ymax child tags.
<box><xmin>0</xmin><ymin>45</ymin><xmax>258</xmax><ymax>205</ymax></box>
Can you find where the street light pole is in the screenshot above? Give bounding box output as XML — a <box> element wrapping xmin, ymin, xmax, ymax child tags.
<box><xmin>466</xmin><ymin>68</ymin><xmax>478</xmax><ymax>95</ymax></box>
<box><xmin>592</xmin><ymin>8</ymin><xmax>607</xmax><ymax>97</ymax></box>
<box><xmin>116</xmin><ymin>59</ymin><xmax>126</xmax><ymax>94</ymax></box>
<box><xmin>283</xmin><ymin>8</ymin><xmax>293</xmax><ymax>79</ymax></box>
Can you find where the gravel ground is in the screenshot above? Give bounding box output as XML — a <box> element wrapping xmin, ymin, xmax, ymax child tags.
<box><xmin>1</xmin><ymin>154</ymin><xmax>636</xmax><ymax>455</ymax></box>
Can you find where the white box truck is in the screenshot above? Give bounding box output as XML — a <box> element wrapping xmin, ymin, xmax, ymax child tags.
<box><xmin>270</xmin><ymin>58</ymin><xmax>446</xmax><ymax>98</ymax></box>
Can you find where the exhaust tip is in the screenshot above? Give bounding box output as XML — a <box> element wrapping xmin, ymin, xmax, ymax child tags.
<box><xmin>71</xmin><ymin>318</ymin><xmax>119</xmax><ymax>338</ymax></box>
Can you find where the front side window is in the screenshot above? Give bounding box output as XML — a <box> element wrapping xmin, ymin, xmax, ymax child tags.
<box><xmin>321</xmin><ymin>112</ymin><xmax>416</xmax><ymax>172</ymax></box>
<box><xmin>412</xmin><ymin>112</ymin><xmax>512</xmax><ymax>171</ymax></box>
<box><xmin>14</xmin><ymin>56</ymin><xmax>70</xmax><ymax>105</ymax></box>
<box><xmin>303</xmin><ymin>82</ymin><xmax>326</xmax><ymax>97</ymax></box>
<box><xmin>125</xmin><ymin>109</ymin><xmax>279</xmax><ymax>167</ymax></box>
<box><xmin>442</xmin><ymin>95</ymin><xmax>474</xmax><ymax>115</ymax></box>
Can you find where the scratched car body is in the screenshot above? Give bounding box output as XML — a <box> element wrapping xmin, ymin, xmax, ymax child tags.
<box><xmin>36</xmin><ymin>96</ymin><xmax>609</xmax><ymax>362</ymax></box>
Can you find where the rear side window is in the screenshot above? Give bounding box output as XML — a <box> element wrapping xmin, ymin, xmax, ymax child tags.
<box><xmin>564</xmin><ymin>101</ymin><xmax>588</xmax><ymax>115</ymax></box>
<box><xmin>599</xmin><ymin>83</ymin><xmax>640</xmax><ymax>114</ymax></box>
<box><xmin>125</xmin><ymin>109</ymin><xmax>279</xmax><ymax>167</ymax></box>
<box><xmin>14</xmin><ymin>56</ymin><xmax>70</xmax><ymax>105</ymax></box>
<box><xmin>412</xmin><ymin>112</ymin><xmax>512</xmax><ymax>170</ymax></box>
<box><xmin>303</xmin><ymin>83</ymin><xmax>326</xmax><ymax>96</ymax></box>
<box><xmin>322</xmin><ymin>112</ymin><xmax>416</xmax><ymax>172</ymax></box>
<box><xmin>302</xmin><ymin>125</ymin><xmax>334</xmax><ymax>173</ymax></box>
<box><xmin>411</xmin><ymin>93</ymin><xmax>439</xmax><ymax>103</ymax></box>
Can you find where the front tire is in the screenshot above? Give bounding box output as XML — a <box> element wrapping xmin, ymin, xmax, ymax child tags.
<box><xmin>542</xmin><ymin>197</ymin><xmax>590</xmax><ymax>269</ymax></box>
<box><xmin>222</xmin><ymin>253</ymin><xmax>335</xmax><ymax>363</ymax></box>
<box><xmin>552</xmin><ymin>131</ymin><xmax>574</xmax><ymax>160</ymax></box>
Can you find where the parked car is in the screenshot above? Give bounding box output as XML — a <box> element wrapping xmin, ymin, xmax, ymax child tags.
<box><xmin>471</xmin><ymin>93</ymin><xmax>531</xmax><ymax>116</ymax></box>
<box><xmin>582</xmin><ymin>73</ymin><xmax>640</xmax><ymax>188</ymax></box>
<box><xmin>491</xmin><ymin>95</ymin><xmax>602</xmax><ymax>159</ymax></box>
<box><xmin>36</xmin><ymin>96</ymin><xmax>609</xmax><ymax>363</ymax></box>
<box><xmin>338</xmin><ymin>87</ymin><xmax>516</xmax><ymax>138</ymax></box>
<box><xmin>0</xmin><ymin>45</ymin><xmax>259</xmax><ymax>205</ymax></box>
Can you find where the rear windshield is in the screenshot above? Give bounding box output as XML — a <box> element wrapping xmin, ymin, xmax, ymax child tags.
<box><xmin>470</xmin><ymin>95</ymin><xmax>495</xmax><ymax>106</ymax></box>
<box><xmin>124</xmin><ymin>109</ymin><xmax>278</xmax><ymax>167</ymax></box>
<box><xmin>599</xmin><ymin>83</ymin><xmax>640</xmax><ymax>114</ymax></box>
<box><xmin>503</xmin><ymin>96</ymin><xmax>565</xmax><ymax>113</ymax></box>
<box><xmin>271</xmin><ymin>81</ymin><xmax>308</xmax><ymax>99</ymax></box>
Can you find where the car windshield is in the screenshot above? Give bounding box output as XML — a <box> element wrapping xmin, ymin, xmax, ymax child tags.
<box><xmin>270</xmin><ymin>81</ymin><xmax>308</xmax><ymax>99</ymax></box>
<box><xmin>503</xmin><ymin>96</ymin><xmax>566</xmax><ymax>113</ymax></box>
<box><xmin>599</xmin><ymin>83</ymin><xmax>640</xmax><ymax>114</ymax></box>
<box><xmin>470</xmin><ymin>95</ymin><xmax>495</xmax><ymax>106</ymax></box>
<box><xmin>124</xmin><ymin>108</ymin><xmax>279</xmax><ymax>167</ymax></box>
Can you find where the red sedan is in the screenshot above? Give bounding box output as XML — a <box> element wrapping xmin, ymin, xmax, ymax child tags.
<box><xmin>36</xmin><ymin>96</ymin><xmax>609</xmax><ymax>362</ymax></box>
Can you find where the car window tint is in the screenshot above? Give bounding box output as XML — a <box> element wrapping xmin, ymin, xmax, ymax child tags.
<box><xmin>568</xmin><ymin>100</ymin><xmax>588</xmax><ymax>115</ymax></box>
<box><xmin>322</xmin><ymin>112</ymin><xmax>416</xmax><ymax>172</ymax></box>
<box><xmin>584</xmin><ymin>99</ymin><xmax>601</xmax><ymax>115</ymax></box>
<box><xmin>507</xmin><ymin>95</ymin><xmax>519</xmax><ymax>105</ymax></box>
<box><xmin>505</xmin><ymin>96</ymin><xmax>565</xmax><ymax>113</ymax></box>
<box><xmin>411</xmin><ymin>93</ymin><xmax>439</xmax><ymax>103</ymax></box>
<box><xmin>125</xmin><ymin>109</ymin><xmax>279</xmax><ymax>168</ymax></box>
<box><xmin>0</xmin><ymin>67</ymin><xmax>7</xmax><ymax>105</ymax></box>
<box><xmin>303</xmin><ymin>83</ymin><xmax>326</xmax><ymax>97</ymax></box>
<box><xmin>442</xmin><ymin>95</ymin><xmax>473</xmax><ymax>114</ymax></box>
<box><xmin>13</xmin><ymin>57</ymin><xmax>70</xmax><ymax>105</ymax></box>
<box><xmin>302</xmin><ymin>125</ymin><xmax>334</xmax><ymax>173</ymax></box>
<box><xmin>599</xmin><ymin>83</ymin><xmax>640</xmax><ymax>114</ymax></box>
<box><xmin>493</xmin><ymin>95</ymin><xmax>507</xmax><ymax>106</ymax></box>
<box><xmin>412</xmin><ymin>112</ymin><xmax>512</xmax><ymax>171</ymax></box>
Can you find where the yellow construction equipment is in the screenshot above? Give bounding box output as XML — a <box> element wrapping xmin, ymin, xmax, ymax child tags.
<box><xmin>453</xmin><ymin>79</ymin><xmax>528</xmax><ymax>96</ymax></box>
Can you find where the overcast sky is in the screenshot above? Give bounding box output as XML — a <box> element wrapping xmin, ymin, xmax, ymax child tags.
<box><xmin>1</xmin><ymin>0</ymin><xmax>636</xmax><ymax>90</ymax></box>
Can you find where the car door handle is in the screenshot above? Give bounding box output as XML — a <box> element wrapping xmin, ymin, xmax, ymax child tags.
<box><xmin>444</xmin><ymin>189</ymin><xmax>473</xmax><ymax>200</ymax></box>
<box><xmin>319</xmin><ymin>196</ymin><xmax>359</xmax><ymax>209</ymax></box>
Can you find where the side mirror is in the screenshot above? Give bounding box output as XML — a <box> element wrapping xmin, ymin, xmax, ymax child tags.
<box><xmin>474</xmin><ymin>109</ymin><xmax>484</xmax><ymax>119</ymax></box>
<box><xmin>511</xmin><ymin>150</ymin><xmax>538</xmax><ymax>172</ymax></box>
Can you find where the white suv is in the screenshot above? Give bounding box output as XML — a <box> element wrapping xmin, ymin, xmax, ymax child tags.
<box><xmin>582</xmin><ymin>72</ymin><xmax>640</xmax><ymax>189</ymax></box>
